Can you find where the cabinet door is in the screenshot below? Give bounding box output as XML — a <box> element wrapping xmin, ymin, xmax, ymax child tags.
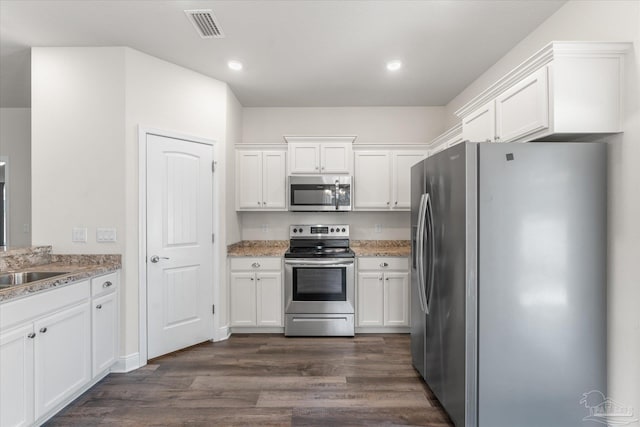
<box><xmin>462</xmin><ymin>101</ymin><xmax>495</xmax><ymax>143</ymax></box>
<box><xmin>354</xmin><ymin>151</ymin><xmax>391</xmax><ymax>210</ymax></box>
<box><xmin>34</xmin><ymin>302</ymin><xmax>91</xmax><ymax>419</ymax></box>
<box><xmin>384</xmin><ymin>272</ymin><xmax>409</xmax><ymax>326</ymax></box>
<box><xmin>236</xmin><ymin>151</ymin><xmax>263</xmax><ymax>209</ymax></box>
<box><xmin>262</xmin><ymin>151</ymin><xmax>287</xmax><ymax>210</ymax></box>
<box><xmin>289</xmin><ymin>143</ymin><xmax>320</xmax><ymax>174</ymax></box>
<box><xmin>256</xmin><ymin>272</ymin><xmax>282</xmax><ymax>327</ymax></box>
<box><xmin>229</xmin><ymin>273</ymin><xmax>257</xmax><ymax>326</ymax></box>
<box><xmin>392</xmin><ymin>152</ymin><xmax>425</xmax><ymax>210</ymax></box>
<box><xmin>321</xmin><ymin>143</ymin><xmax>351</xmax><ymax>174</ymax></box>
<box><xmin>92</xmin><ymin>292</ymin><xmax>118</xmax><ymax>377</ymax></box>
<box><xmin>357</xmin><ymin>272</ymin><xmax>384</xmax><ymax>326</ymax></box>
<box><xmin>495</xmin><ymin>67</ymin><xmax>549</xmax><ymax>142</ymax></box>
<box><xmin>0</xmin><ymin>324</ymin><xmax>35</xmax><ymax>427</ymax></box>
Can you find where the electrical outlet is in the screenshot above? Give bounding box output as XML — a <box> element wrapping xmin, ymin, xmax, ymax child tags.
<box><xmin>261</xmin><ymin>224</ymin><xmax>269</xmax><ymax>233</ymax></box>
<box><xmin>96</xmin><ymin>227</ymin><xmax>117</xmax><ymax>242</ymax></box>
<box><xmin>374</xmin><ymin>224</ymin><xmax>382</xmax><ymax>233</ymax></box>
<box><xmin>23</xmin><ymin>224</ymin><xmax>30</xmax><ymax>233</ymax></box>
<box><xmin>72</xmin><ymin>227</ymin><xmax>87</xmax><ymax>243</ymax></box>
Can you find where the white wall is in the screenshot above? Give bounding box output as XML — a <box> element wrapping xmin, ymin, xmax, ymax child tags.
<box><xmin>241</xmin><ymin>211</ymin><xmax>410</xmax><ymax>241</ymax></box>
<box><xmin>444</xmin><ymin>0</ymin><xmax>640</xmax><ymax>416</ymax></box>
<box><xmin>0</xmin><ymin>108</ymin><xmax>31</xmax><ymax>247</ymax></box>
<box><xmin>32</xmin><ymin>46</ymin><xmax>236</xmax><ymax>359</ymax></box>
<box><xmin>225</xmin><ymin>88</ymin><xmax>243</xmax><ymax>245</ymax></box>
<box><xmin>31</xmin><ymin>47</ymin><xmax>126</xmax><ymax>254</ymax></box>
<box><xmin>243</xmin><ymin>106</ymin><xmax>445</xmax><ymax>144</ymax></box>
<box><xmin>124</xmin><ymin>48</ymin><xmax>231</xmax><ymax>354</ymax></box>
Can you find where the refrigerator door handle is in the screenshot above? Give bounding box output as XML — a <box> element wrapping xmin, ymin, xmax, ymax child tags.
<box><xmin>417</xmin><ymin>193</ymin><xmax>429</xmax><ymax>314</ymax></box>
<box><xmin>425</xmin><ymin>192</ymin><xmax>435</xmax><ymax>312</ymax></box>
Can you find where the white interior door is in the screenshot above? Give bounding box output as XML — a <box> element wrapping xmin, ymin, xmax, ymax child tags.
<box><xmin>146</xmin><ymin>133</ymin><xmax>214</xmax><ymax>359</ymax></box>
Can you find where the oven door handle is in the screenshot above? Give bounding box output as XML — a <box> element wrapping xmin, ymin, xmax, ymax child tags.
<box><xmin>284</xmin><ymin>259</ymin><xmax>354</xmax><ymax>266</ymax></box>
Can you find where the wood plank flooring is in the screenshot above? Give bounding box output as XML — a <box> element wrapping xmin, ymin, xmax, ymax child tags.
<box><xmin>46</xmin><ymin>334</ymin><xmax>453</xmax><ymax>426</ymax></box>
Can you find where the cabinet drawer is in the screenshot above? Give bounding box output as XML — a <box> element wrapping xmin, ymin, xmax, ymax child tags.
<box><xmin>91</xmin><ymin>272</ymin><xmax>118</xmax><ymax>297</ymax></box>
<box><xmin>229</xmin><ymin>257</ymin><xmax>282</xmax><ymax>271</ymax></box>
<box><xmin>358</xmin><ymin>257</ymin><xmax>409</xmax><ymax>271</ymax></box>
<box><xmin>0</xmin><ymin>280</ymin><xmax>90</xmax><ymax>330</ymax></box>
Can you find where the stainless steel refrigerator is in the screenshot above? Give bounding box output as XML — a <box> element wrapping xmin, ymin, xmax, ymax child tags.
<box><xmin>410</xmin><ymin>142</ymin><xmax>606</xmax><ymax>427</ymax></box>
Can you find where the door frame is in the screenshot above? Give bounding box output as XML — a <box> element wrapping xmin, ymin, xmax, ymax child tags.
<box><xmin>137</xmin><ymin>127</ymin><xmax>220</xmax><ymax>366</ymax></box>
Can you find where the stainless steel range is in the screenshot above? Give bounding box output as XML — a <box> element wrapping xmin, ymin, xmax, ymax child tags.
<box><xmin>284</xmin><ymin>224</ymin><xmax>355</xmax><ymax>337</ymax></box>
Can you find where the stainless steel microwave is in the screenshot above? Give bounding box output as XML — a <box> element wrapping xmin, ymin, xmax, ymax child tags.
<box><xmin>288</xmin><ymin>176</ymin><xmax>352</xmax><ymax>211</ymax></box>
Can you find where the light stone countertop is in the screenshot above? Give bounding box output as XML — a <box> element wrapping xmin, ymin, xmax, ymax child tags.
<box><xmin>226</xmin><ymin>240</ymin><xmax>411</xmax><ymax>258</ymax></box>
<box><xmin>0</xmin><ymin>246</ymin><xmax>122</xmax><ymax>303</ymax></box>
<box><xmin>227</xmin><ymin>240</ymin><xmax>289</xmax><ymax>257</ymax></box>
<box><xmin>350</xmin><ymin>240</ymin><xmax>411</xmax><ymax>257</ymax></box>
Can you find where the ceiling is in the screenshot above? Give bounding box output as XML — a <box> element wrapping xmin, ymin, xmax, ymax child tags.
<box><xmin>0</xmin><ymin>0</ymin><xmax>565</xmax><ymax>108</ymax></box>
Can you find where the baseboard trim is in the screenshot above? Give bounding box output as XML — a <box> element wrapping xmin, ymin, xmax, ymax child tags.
<box><xmin>111</xmin><ymin>352</ymin><xmax>141</xmax><ymax>373</ymax></box>
<box><xmin>215</xmin><ymin>326</ymin><xmax>231</xmax><ymax>342</ymax></box>
<box><xmin>356</xmin><ymin>327</ymin><xmax>410</xmax><ymax>334</ymax></box>
<box><xmin>230</xmin><ymin>326</ymin><xmax>285</xmax><ymax>334</ymax></box>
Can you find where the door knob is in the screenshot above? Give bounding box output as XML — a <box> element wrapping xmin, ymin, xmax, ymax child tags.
<box><xmin>150</xmin><ymin>255</ymin><xmax>170</xmax><ymax>263</ymax></box>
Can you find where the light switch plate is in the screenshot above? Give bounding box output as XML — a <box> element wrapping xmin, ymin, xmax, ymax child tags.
<box><xmin>96</xmin><ymin>227</ymin><xmax>117</xmax><ymax>242</ymax></box>
<box><xmin>72</xmin><ymin>227</ymin><xmax>87</xmax><ymax>243</ymax></box>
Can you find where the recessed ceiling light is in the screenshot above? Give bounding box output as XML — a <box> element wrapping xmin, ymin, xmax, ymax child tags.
<box><xmin>228</xmin><ymin>60</ymin><xmax>243</xmax><ymax>71</ymax></box>
<box><xmin>386</xmin><ymin>60</ymin><xmax>402</xmax><ymax>71</ymax></box>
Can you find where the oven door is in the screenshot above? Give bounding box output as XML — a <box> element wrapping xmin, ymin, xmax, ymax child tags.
<box><xmin>284</xmin><ymin>258</ymin><xmax>355</xmax><ymax>314</ymax></box>
<box><xmin>288</xmin><ymin>176</ymin><xmax>352</xmax><ymax>211</ymax></box>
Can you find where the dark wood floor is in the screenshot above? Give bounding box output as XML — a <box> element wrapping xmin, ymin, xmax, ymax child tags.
<box><xmin>47</xmin><ymin>334</ymin><xmax>453</xmax><ymax>426</ymax></box>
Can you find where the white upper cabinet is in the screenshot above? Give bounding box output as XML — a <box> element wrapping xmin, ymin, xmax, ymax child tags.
<box><xmin>391</xmin><ymin>152</ymin><xmax>425</xmax><ymax>209</ymax></box>
<box><xmin>354</xmin><ymin>151</ymin><xmax>391</xmax><ymax>209</ymax></box>
<box><xmin>285</xmin><ymin>136</ymin><xmax>355</xmax><ymax>175</ymax></box>
<box><xmin>495</xmin><ymin>66</ymin><xmax>549</xmax><ymax>142</ymax></box>
<box><xmin>288</xmin><ymin>143</ymin><xmax>320</xmax><ymax>174</ymax></box>
<box><xmin>354</xmin><ymin>148</ymin><xmax>426</xmax><ymax>211</ymax></box>
<box><xmin>428</xmin><ymin>124</ymin><xmax>463</xmax><ymax>156</ymax></box>
<box><xmin>236</xmin><ymin>149</ymin><xmax>286</xmax><ymax>211</ymax></box>
<box><xmin>458</xmin><ymin>41</ymin><xmax>631</xmax><ymax>143</ymax></box>
<box><xmin>462</xmin><ymin>101</ymin><xmax>495</xmax><ymax>143</ymax></box>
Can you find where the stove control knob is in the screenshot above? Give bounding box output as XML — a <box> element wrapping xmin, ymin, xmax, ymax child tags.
<box><xmin>341</xmin><ymin>228</ymin><xmax>346</xmax><ymax>232</ymax></box>
<box><xmin>293</xmin><ymin>228</ymin><xmax>297</xmax><ymax>233</ymax></box>
<box><xmin>330</xmin><ymin>228</ymin><xmax>335</xmax><ymax>232</ymax></box>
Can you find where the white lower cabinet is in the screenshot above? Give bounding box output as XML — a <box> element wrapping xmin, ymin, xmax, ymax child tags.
<box><xmin>0</xmin><ymin>271</ymin><xmax>120</xmax><ymax>427</ymax></box>
<box><xmin>34</xmin><ymin>302</ymin><xmax>91</xmax><ymax>419</ymax></box>
<box><xmin>90</xmin><ymin>272</ymin><xmax>119</xmax><ymax>378</ymax></box>
<box><xmin>357</xmin><ymin>257</ymin><xmax>410</xmax><ymax>330</ymax></box>
<box><xmin>0</xmin><ymin>324</ymin><xmax>35</xmax><ymax>427</ymax></box>
<box><xmin>229</xmin><ymin>258</ymin><xmax>283</xmax><ymax>329</ymax></box>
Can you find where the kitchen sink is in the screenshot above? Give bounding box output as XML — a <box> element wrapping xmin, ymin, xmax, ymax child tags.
<box><xmin>0</xmin><ymin>271</ymin><xmax>71</xmax><ymax>289</ymax></box>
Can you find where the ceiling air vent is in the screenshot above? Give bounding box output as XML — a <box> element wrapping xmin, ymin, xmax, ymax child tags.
<box><xmin>185</xmin><ymin>9</ymin><xmax>225</xmax><ymax>39</ymax></box>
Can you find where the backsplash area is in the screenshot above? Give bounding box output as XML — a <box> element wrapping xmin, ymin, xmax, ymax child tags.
<box><xmin>240</xmin><ymin>211</ymin><xmax>410</xmax><ymax>240</ymax></box>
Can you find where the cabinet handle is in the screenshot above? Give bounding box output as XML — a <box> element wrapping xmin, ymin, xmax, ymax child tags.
<box><xmin>27</xmin><ymin>332</ymin><xmax>36</xmax><ymax>339</ymax></box>
<box><xmin>96</xmin><ymin>304</ymin><xmax>103</xmax><ymax>309</ymax></box>
<box><xmin>380</xmin><ymin>262</ymin><xmax>389</xmax><ymax>267</ymax></box>
<box><xmin>257</xmin><ymin>201</ymin><xmax>261</xmax><ymax>205</ymax></box>
<box><xmin>485</xmin><ymin>138</ymin><xmax>492</xmax><ymax>143</ymax></box>
<box><xmin>386</xmin><ymin>201</ymin><xmax>390</xmax><ymax>205</ymax></box>
<box><xmin>379</xmin><ymin>276</ymin><xmax>383</xmax><ymax>280</ymax></box>
<box><xmin>495</xmin><ymin>136</ymin><xmax>501</xmax><ymax>142</ymax></box>
<box><xmin>394</xmin><ymin>201</ymin><xmax>398</xmax><ymax>206</ymax></box>
<box><xmin>263</xmin><ymin>202</ymin><xmax>267</xmax><ymax>205</ymax></box>
<box><xmin>39</xmin><ymin>327</ymin><xmax>47</xmax><ymax>333</ymax></box>
<box><xmin>257</xmin><ymin>277</ymin><xmax>261</xmax><ymax>281</ymax></box>
<box><xmin>103</xmin><ymin>281</ymin><xmax>113</xmax><ymax>288</ymax></box>
<box><xmin>252</xmin><ymin>262</ymin><xmax>260</xmax><ymax>268</ymax></box>
<box><xmin>250</xmin><ymin>277</ymin><xmax>254</xmax><ymax>281</ymax></box>
<box><xmin>385</xmin><ymin>277</ymin><xmax>389</xmax><ymax>281</ymax></box>
<box><xmin>315</xmin><ymin>166</ymin><xmax>319</xmax><ymax>170</ymax></box>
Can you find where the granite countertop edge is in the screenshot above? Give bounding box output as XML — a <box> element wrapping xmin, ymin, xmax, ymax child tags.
<box><xmin>227</xmin><ymin>240</ymin><xmax>411</xmax><ymax>257</ymax></box>
<box><xmin>0</xmin><ymin>257</ymin><xmax>122</xmax><ymax>303</ymax></box>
